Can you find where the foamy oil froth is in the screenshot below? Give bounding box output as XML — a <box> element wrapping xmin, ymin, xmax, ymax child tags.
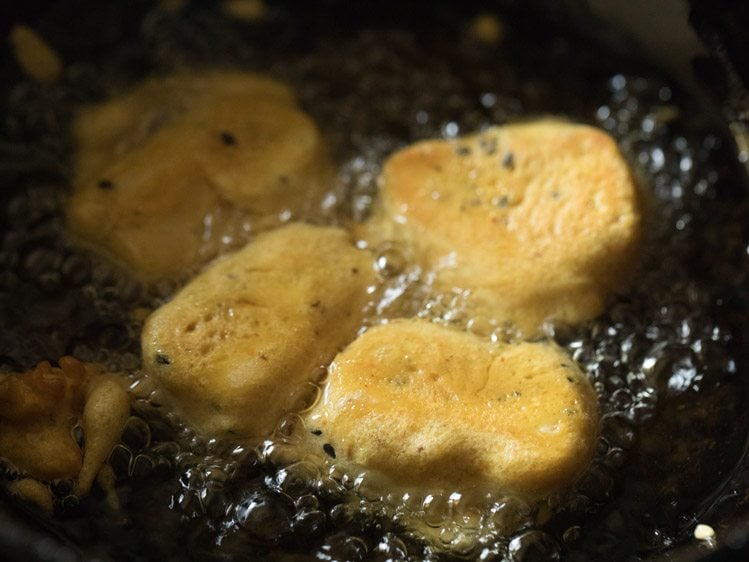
<box><xmin>163</xmin><ymin>407</ymin><xmax>576</xmax><ymax>561</ymax></box>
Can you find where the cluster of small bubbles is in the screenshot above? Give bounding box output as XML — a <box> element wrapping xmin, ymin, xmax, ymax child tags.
<box><xmin>556</xmin><ymin>68</ymin><xmax>749</xmax><ymax>553</ymax></box>
<box><xmin>325</xmin><ymin>483</ymin><xmax>545</xmax><ymax>559</ymax></box>
<box><xmin>416</xmin><ymin>289</ymin><xmax>471</xmax><ymax>327</ymax></box>
<box><xmin>596</xmin><ymin>72</ymin><xmax>740</xmax><ymax>249</ymax></box>
<box><xmin>367</xmin><ymin>244</ymin><xmax>527</xmax><ymax>345</ymax></box>
<box><xmin>368</xmin><ymin>263</ymin><xmax>426</xmax><ymax>322</ymax></box>
<box><xmin>50</xmin><ymin>479</ymin><xmax>83</xmax><ymax>515</ymax></box>
<box><xmin>339</xmin><ymin>143</ymin><xmax>391</xmax><ymax>222</ymax></box>
<box><xmin>108</xmin><ymin>416</ymin><xmax>178</xmax><ymax>486</ymax></box>
<box><xmin>172</xmin><ymin>460</ymin><xmax>229</xmax><ymax>520</ymax></box>
<box><xmin>597</xmin><ymin>74</ymin><xmax>651</xmax><ymax>137</ymax></box>
<box><xmin>222</xmin><ymin>409</ymin><xmax>554</xmax><ymax>559</ymax></box>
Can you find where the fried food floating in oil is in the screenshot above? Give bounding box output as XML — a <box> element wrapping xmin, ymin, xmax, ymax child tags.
<box><xmin>0</xmin><ymin>357</ymin><xmax>130</xmax><ymax>512</ymax></box>
<box><xmin>8</xmin><ymin>25</ymin><xmax>63</xmax><ymax>84</ymax></box>
<box><xmin>368</xmin><ymin>120</ymin><xmax>642</xmax><ymax>335</ymax></box>
<box><xmin>67</xmin><ymin>72</ymin><xmax>335</xmax><ymax>281</ymax></box>
<box><xmin>142</xmin><ymin>223</ymin><xmax>377</xmax><ymax>438</ymax></box>
<box><xmin>308</xmin><ymin>319</ymin><xmax>599</xmax><ymax>500</ymax></box>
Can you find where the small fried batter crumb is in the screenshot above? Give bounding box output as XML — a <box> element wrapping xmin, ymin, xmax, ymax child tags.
<box><xmin>469</xmin><ymin>13</ymin><xmax>504</xmax><ymax>45</ymax></box>
<box><xmin>8</xmin><ymin>478</ymin><xmax>55</xmax><ymax>514</ymax></box>
<box><xmin>8</xmin><ymin>25</ymin><xmax>63</xmax><ymax>84</ymax></box>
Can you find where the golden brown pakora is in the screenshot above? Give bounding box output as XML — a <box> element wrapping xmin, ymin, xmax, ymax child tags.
<box><xmin>367</xmin><ymin>120</ymin><xmax>642</xmax><ymax>335</ymax></box>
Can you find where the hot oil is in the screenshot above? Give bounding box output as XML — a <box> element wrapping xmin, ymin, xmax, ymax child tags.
<box><xmin>1</xmin><ymin>2</ymin><xmax>748</xmax><ymax>561</ymax></box>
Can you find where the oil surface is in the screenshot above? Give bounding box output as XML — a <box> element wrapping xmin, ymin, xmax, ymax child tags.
<box><xmin>1</xmin><ymin>2</ymin><xmax>749</xmax><ymax>561</ymax></box>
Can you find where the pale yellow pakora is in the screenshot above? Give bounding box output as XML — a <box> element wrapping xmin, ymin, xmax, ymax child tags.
<box><xmin>67</xmin><ymin>72</ymin><xmax>335</xmax><ymax>281</ymax></box>
<box><xmin>307</xmin><ymin>319</ymin><xmax>599</xmax><ymax>500</ymax></box>
<box><xmin>142</xmin><ymin>223</ymin><xmax>377</xmax><ymax>438</ymax></box>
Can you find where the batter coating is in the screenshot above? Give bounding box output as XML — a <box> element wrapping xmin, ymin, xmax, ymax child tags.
<box><xmin>368</xmin><ymin>120</ymin><xmax>642</xmax><ymax>335</ymax></box>
<box><xmin>307</xmin><ymin>319</ymin><xmax>599</xmax><ymax>499</ymax></box>
<box><xmin>142</xmin><ymin>223</ymin><xmax>377</xmax><ymax>438</ymax></box>
<box><xmin>67</xmin><ymin>71</ymin><xmax>334</xmax><ymax>281</ymax></box>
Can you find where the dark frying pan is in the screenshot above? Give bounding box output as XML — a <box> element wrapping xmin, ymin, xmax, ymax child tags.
<box><xmin>1</xmin><ymin>1</ymin><xmax>749</xmax><ymax>560</ymax></box>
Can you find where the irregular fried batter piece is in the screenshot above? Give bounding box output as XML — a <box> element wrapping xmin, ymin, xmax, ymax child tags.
<box><xmin>368</xmin><ymin>120</ymin><xmax>642</xmax><ymax>335</ymax></box>
<box><xmin>67</xmin><ymin>72</ymin><xmax>335</xmax><ymax>281</ymax></box>
<box><xmin>0</xmin><ymin>358</ymin><xmax>86</xmax><ymax>481</ymax></box>
<box><xmin>142</xmin><ymin>223</ymin><xmax>377</xmax><ymax>438</ymax></box>
<box><xmin>0</xmin><ymin>357</ymin><xmax>130</xmax><ymax>507</ymax></box>
<box><xmin>308</xmin><ymin>319</ymin><xmax>599</xmax><ymax>499</ymax></box>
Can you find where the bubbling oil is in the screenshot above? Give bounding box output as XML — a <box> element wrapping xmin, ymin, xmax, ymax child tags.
<box><xmin>1</xmin><ymin>2</ymin><xmax>748</xmax><ymax>561</ymax></box>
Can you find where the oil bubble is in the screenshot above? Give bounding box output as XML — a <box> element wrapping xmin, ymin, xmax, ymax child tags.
<box><xmin>438</xmin><ymin>524</ymin><xmax>480</xmax><ymax>556</ymax></box>
<box><xmin>317</xmin><ymin>533</ymin><xmax>369</xmax><ymax>562</ymax></box>
<box><xmin>373</xmin><ymin>533</ymin><xmax>408</xmax><ymax>559</ymax></box>
<box><xmin>292</xmin><ymin>508</ymin><xmax>327</xmax><ymax>540</ymax></box>
<box><xmin>120</xmin><ymin>416</ymin><xmax>152</xmax><ymax>452</ymax></box>
<box><xmin>108</xmin><ymin>444</ymin><xmax>132</xmax><ymax>479</ymax></box>
<box><xmin>601</xmin><ymin>413</ymin><xmax>636</xmax><ymax>449</ymax></box>
<box><xmin>508</xmin><ymin>530</ymin><xmax>560</xmax><ymax>562</ymax></box>
<box><xmin>488</xmin><ymin>497</ymin><xmax>532</xmax><ymax>534</ymax></box>
<box><xmin>131</xmin><ymin>454</ymin><xmax>155</xmax><ymax>480</ymax></box>
<box><xmin>422</xmin><ymin>493</ymin><xmax>450</xmax><ymax>527</ymax></box>
<box><xmin>375</xmin><ymin>245</ymin><xmax>408</xmax><ymax>277</ymax></box>
<box><xmin>271</xmin><ymin>461</ymin><xmax>320</xmax><ymax>496</ymax></box>
<box><xmin>234</xmin><ymin>491</ymin><xmax>295</xmax><ymax>543</ymax></box>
